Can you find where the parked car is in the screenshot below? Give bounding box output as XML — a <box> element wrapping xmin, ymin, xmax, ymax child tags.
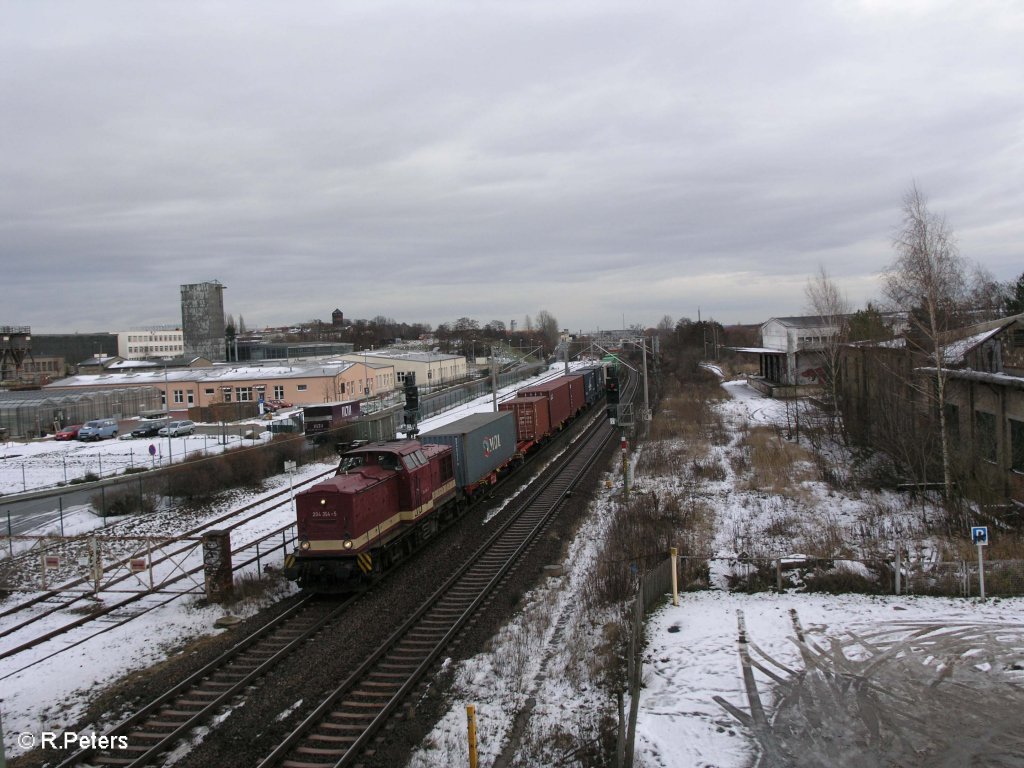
<box><xmin>268</xmin><ymin>399</ymin><xmax>293</xmax><ymax>409</ymax></box>
<box><xmin>130</xmin><ymin>421</ymin><xmax>168</xmax><ymax>438</ymax></box>
<box><xmin>78</xmin><ymin>419</ymin><xmax>119</xmax><ymax>441</ymax></box>
<box><xmin>158</xmin><ymin>420</ymin><xmax>195</xmax><ymax>437</ymax></box>
<box><xmin>55</xmin><ymin>424</ymin><xmax>83</xmax><ymax>441</ymax></box>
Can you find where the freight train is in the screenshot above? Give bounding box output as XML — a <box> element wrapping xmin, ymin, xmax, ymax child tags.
<box><xmin>283</xmin><ymin>368</ymin><xmax>605</xmax><ymax>591</ymax></box>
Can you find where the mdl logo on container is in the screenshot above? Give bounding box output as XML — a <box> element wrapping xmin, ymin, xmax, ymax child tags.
<box><xmin>482</xmin><ymin>434</ymin><xmax>502</xmax><ymax>457</ymax></box>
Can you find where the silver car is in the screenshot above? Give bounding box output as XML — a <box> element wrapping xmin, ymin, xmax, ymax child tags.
<box><xmin>158</xmin><ymin>420</ymin><xmax>195</xmax><ymax>437</ymax></box>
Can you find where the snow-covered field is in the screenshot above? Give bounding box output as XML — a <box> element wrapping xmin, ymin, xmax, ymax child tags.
<box><xmin>408</xmin><ymin>377</ymin><xmax>1024</xmax><ymax>768</ymax></box>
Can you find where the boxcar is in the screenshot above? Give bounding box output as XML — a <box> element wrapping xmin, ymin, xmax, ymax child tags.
<box><xmin>499</xmin><ymin>396</ymin><xmax>552</xmax><ymax>451</ymax></box>
<box><xmin>574</xmin><ymin>365</ymin><xmax>606</xmax><ymax>407</ymax></box>
<box><xmin>517</xmin><ymin>377</ymin><xmax>579</xmax><ymax>429</ymax></box>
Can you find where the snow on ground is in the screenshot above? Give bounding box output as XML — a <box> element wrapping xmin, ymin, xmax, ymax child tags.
<box><xmin>0</xmin><ymin>364</ymin><xmax>572</xmax><ymax>758</ymax></box>
<box><xmin>6</xmin><ymin>368</ymin><xmax>1018</xmax><ymax>766</ymax></box>
<box><xmin>407</xmin><ymin>376</ymin><xmax>1024</xmax><ymax>768</ymax></box>
<box><xmin>0</xmin><ymin>426</ymin><xmax>275</xmax><ymax>496</ymax></box>
<box><xmin>637</xmin><ymin>591</ymin><xmax>1024</xmax><ymax>768</ymax></box>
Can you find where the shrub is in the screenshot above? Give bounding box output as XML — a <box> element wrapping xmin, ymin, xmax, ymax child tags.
<box><xmin>90</xmin><ymin>487</ymin><xmax>159</xmax><ymax>516</ymax></box>
<box><xmin>166</xmin><ymin>452</ymin><xmax>226</xmax><ymax>501</ymax></box>
<box><xmin>801</xmin><ymin>563</ymin><xmax>887</xmax><ymax>595</ymax></box>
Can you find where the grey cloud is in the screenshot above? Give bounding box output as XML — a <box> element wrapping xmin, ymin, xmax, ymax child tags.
<box><xmin>3</xmin><ymin>1</ymin><xmax>1022</xmax><ymax>333</ymax></box>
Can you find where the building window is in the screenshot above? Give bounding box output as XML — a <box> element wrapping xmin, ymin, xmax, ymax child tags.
<box><xmin>976</xmin><ymin>411</ymin><xmax>997</xmax><ymax>463</ymax></box>
<box><xmin>236</xmin><ymin>386</ymin><xmax>253</xmax><ymax>402</ymax></box>
<box><xmin>205</xmin><ymin>388</ymin><xmax>215</xmax><ymax>395</ymax></box>
<box><xmin>187</xmin><ymin>390</ymin><xmax>195</xmax><ymax>405</ymax></box>
<box><xmin>1011</xmin><ymin>419</ymin><xmax>1024</xmax><ymax>473</ymax></box>
<box><xmin>297</xmin><ymin>384</ymin><xmax>307</xmax><ymax>392</ymax></box>
<box><xmin>274</xmin><ymin>385</ymin><xmax>284</xmax><ymax>399</ymax></box>
<box><xmin>173</xmin><ymin>389</ymin><xmax>184</xmax><ymax>404</ymax></box>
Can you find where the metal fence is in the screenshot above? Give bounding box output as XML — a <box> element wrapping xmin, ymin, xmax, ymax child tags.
<box><xmin>668</xmin><ymin>553</ymin><xmax>1024</xmax><ymax>598</ymax></box>
<box><xmin>616</xmin><ymin>550</ymin><xmax>1024</xmax><ymax>767</ymax></box>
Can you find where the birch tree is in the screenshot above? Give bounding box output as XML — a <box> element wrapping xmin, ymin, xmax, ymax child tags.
<box><xmin>804</xmin><ymin>265</ymin><xmax>849</xmax><ymax>436</ymax></box>
<box><xmin>881</xmin><ymin>183</ymin><xmax>967</xmax><ymax>498</ymax></box>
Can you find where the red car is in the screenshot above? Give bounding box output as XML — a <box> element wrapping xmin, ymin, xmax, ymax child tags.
<box><xmin>55</xmin><ymin>424</ymin><xmax>83</xmax><ymax>441</ymax></box>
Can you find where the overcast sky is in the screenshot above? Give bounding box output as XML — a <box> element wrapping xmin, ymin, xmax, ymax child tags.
<box><xmin>3</xmin><ymin>1</ymin><xmax>1021</xmax><ymax>335</ymax></box>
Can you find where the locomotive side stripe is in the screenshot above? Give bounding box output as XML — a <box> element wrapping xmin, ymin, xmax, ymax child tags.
<box><xmin>303</xmin><ymin>479</ymin><xmax>458</xmax><ymax>553</ymax></box>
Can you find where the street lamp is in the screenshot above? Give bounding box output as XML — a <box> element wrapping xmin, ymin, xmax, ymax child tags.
<box><xmin>163</xmin><ymin>363</ymin><xmax>173</xmax><ymax>464</ymax></box>
<box><xmin>221</xmin><ymin>386</ymin><xmax>231</xmax><ymax>444</ymax></box>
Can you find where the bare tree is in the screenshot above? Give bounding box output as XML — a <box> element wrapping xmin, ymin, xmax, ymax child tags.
<box><xmin>966</xmin><ymin>265</ymin><xmax>1008</xmax><ymax>321</ymax></box>
<box><xmin>1006</xmin><ymin>271</ymin><xmax>1024</xmax><ymax>316</ymax></box>
<box><xmin>882</xmin><ymin>183</ymin><xmax>967</xmax><ymax>498</ymax></box>
<box><xmin>535</xmin><ymin>309</ymin><xmax>560</xmax><ymax>352</ymax></box>
<box><xmin>804</xmin><ymin>265</ymin><xmax>850</xmax><ymax>436</ymax></box>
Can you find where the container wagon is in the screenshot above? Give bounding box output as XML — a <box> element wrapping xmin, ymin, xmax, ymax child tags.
<box><xmin>420</xmin><ymin>411</ymin><xmax>516</xmax><ymax>499</ymax></box>
<box><xmin>573</xmin><ymin>365</ymin><xmax>606</xmax><ymax>407</ymax></box>
<box><xmin>517</xmin><ymin>376</ymin><xmax>584</xmax><ymax>428</ymax></box>
<box><xmin>499</xmin><ymin>396</ymin><xmax>552</xmax><ymax>454</ymax></box>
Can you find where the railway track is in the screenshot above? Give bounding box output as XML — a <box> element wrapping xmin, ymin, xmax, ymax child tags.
<box><xmin>21</xmin><ymin>369</ymin><xmax>630</xmax><ymax>767</ymax></box>
<box><xmin>0</xmin><ymin>467</ymin><xmax>337</xmax><ymax>660</ymax></box>
<box><xmin>257</xmin><ymin>409</ymin><xmax>615</xmax><ymax>768</ymax></box>
<box><xmin>56</xmin><ymin>593</ymin><xmax>358</xmax><ymax>768</ymax></box>
<box><xmin>0</xmin><ymin>519</ymin><xmax>304</xmax><ymax>680</ymax></box>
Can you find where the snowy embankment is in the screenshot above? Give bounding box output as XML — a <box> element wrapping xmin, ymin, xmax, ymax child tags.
<box><xmin>408</xmin><ymin>377</ymin><xmax>1024</xmax><ymax>768</ymax></box>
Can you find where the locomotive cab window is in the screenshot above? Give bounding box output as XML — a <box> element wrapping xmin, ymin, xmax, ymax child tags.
<box><xmin>376</xmin><ymin>453</ymin><xmax>400</xmax><ymax>470</ymax></box>
<box><xmin>402</xmin><ymin>455</ymin><xmax>418</xmax><ymax>471</ymax></box>
<box><xmin>339</xmin><ymin>455</ymin><xmax>363</xmax><ymax>472</ymax></box>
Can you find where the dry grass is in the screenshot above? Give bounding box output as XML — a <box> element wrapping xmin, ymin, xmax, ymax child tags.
<box><xmin>737</xmin><ymin>426</ymin><xmax>817</xmax><ymax>496</ymax></box>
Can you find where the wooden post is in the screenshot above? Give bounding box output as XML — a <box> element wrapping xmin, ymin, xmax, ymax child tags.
<box><xmin>670</xmin><ymin>547</ymin><xmax>679</xmax><ymax>606</ymax></box>
<box><xmin>466</xmin><ymin>705</ymin><xmax>478</xmax><ymax>768</ymax></box>
<box><xmin>894</xmin><ymin>541</ymin><xmax>901</xmax><ymax>595</ymax></box>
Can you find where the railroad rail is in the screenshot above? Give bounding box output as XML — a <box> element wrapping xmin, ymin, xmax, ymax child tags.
<box><xmin>55</xmin><ymin>592</ymin><xmax>357</xmax><ymax>767</ymax></box>
<box><xmin>257</xmin><ymin>408</ymin><xmax>616</xmax><ymax>768</ymax></box>
<box><xmin>0</xmin><ymin>466</ymin><xmax>337</xmax><ymax>656</ymax></box>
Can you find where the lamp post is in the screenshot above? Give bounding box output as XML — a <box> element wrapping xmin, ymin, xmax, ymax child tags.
<box><xmin>221</xmin><ymin>386</ymin><xmax>231</xmax><ymax>445</ymax></box>
<box><xmin>163</xmin><ymin>363</ymin><xmax>173</xmax><ymax>465</ymax></box>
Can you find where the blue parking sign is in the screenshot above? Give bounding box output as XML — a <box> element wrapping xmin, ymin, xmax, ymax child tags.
<box><xmin>971</xmin><ymin>526</ymin><xmax>989</xmax><ymax>545</ymax></box>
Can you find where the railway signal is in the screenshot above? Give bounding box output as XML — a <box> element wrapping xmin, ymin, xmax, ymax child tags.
<box><xmin>402</xmin><ymin>373</ymin><xmax>420</xmax><ymax>437</ymax></box>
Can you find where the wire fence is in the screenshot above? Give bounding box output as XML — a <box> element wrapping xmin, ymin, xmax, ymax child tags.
<box><xmin>667</xmin><ymin>553</ymin><xmax>1024</xmax><ymax>599</ymax></box>
<box><xmin>618</xmin><ymin>551</ymin><xmax>1024</xmax><ymax>766</ymax></box>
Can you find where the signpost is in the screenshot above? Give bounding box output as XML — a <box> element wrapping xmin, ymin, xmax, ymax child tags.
<box><xmin>285</xmin><ymin>460</ymin><xmax>297</xmax><ymax>516</ymax></box>
<box><xmin>971</xmin><ymin>526</ymin><xmax>989</xmax><ymax>599</ymax></box>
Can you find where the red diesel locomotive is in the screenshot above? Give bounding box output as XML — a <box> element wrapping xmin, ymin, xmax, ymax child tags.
<box><xmin>283</xmin><ymin>372</ymin><xmax>604</xmax><ymax>591</ymax></box>
<box><xmin>284</xmin><ymin>411</ymin><xmax>516</xmax><ymax>591</ymax></box>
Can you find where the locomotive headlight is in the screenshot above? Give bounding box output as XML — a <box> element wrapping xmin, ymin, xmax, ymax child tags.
<box><xmin>343</xmin><ymin>540</ymin><xmax>353</xmax><ymax>550</ymax></box>
<box><xmin>299</xmin><ymin>539</ymin><xmax>311</xmax><ymax>551</ymax></box>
